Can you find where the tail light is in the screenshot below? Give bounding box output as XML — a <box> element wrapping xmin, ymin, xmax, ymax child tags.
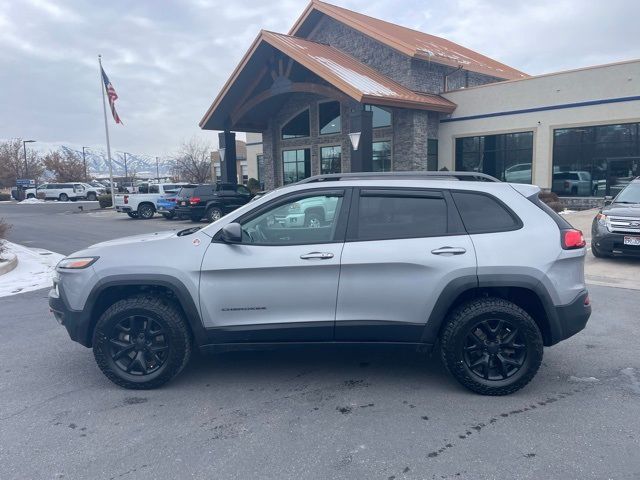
<box><xmin>189</xmin><ymin>197</ymin><xmax>200</xmax><ymax>205</ymax></box>
<box><xmin>124</xmin><ymin>195</ymin><xmax>129</xmax><ymax>204</ymax></box>
<box><xmin>561</xmin><ymin>229</ymin><xmax>586</xmax><ymax>249</ymax></box>
<box><xmin>169</xmin><ymin>198</ymin><xmax>176</xmax><ymax>203</ymax></box>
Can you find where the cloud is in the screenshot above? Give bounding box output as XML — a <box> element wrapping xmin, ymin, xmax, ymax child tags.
<box><xmin>0</xmin><ymin>0</ymin><xmax>637</xmax><ymax>158</ymax></box>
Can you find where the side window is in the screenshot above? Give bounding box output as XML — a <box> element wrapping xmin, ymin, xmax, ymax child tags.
<box><xmin>240</xmin><ymin>194</ymin><xmax>343</xmax><ymax>245</ymax></box>
<box><xmin>355</xmin><ymin>192</ymin><xmax>448</xmax><ymax>241</ymax></box>
<box><xmin>149</xmin><ymin>185</ymin><xmax>159</xmax><ymax>194</ymax></box>
<box><xmin>237</xmin><ymin>185</ymin><xmax>251</xmax><ymax>197</ymax></box>
<box><xmin>451</xmin><ymin>191</ymin><xmax>521</xmax><ymax>234</ymax></box>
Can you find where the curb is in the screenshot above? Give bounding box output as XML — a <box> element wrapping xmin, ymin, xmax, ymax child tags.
<box><xmin>0</xmin><ymin>251</ymin><xmax>18</xmax><ymax>276</ymax></box>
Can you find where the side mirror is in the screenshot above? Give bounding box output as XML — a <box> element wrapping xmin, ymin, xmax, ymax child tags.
<box><xmin>604</xmin><ymin>196</ymin><xmax>613</xmax><ymax>206</ymax></box>
<box><xmin>220</xmin><ymin>222</ymin><xmax>242</xmax><ymax>243</ymax></box>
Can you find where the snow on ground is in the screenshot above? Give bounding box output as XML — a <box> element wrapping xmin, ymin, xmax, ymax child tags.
<box><xmin>559</xmin><ymin>209</ymin><xmax>578</xmax><ymax>215</ymax></box>
<box><xmin>18</xmin><ymin>198</ymin><xmax>44</xmax><ymax>204</ymax></box>
<box><xmin>0</xmin><ymin>241</ymin><xmax>63</xmax><ymax>297</ymax></box>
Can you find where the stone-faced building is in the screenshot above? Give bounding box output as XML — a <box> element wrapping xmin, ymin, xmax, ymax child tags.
<box><xmin>201</xmin><ymin>1</ymin><xmax>640</xmax><ymax>198</ymax></box>
<box><xmin>199</xmin><ymin>0</ymin><xmax>526</xmax><ymax>189</ymax></box>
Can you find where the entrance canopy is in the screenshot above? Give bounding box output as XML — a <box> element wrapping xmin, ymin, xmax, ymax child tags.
<box><xmin>199</xmin><ymin>30</ymin><xmax>456</xmax><ymax>132</ymax></box>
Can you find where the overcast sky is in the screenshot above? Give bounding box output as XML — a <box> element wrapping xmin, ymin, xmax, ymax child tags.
<box><xmin>0</xmin><ymin>0</ymin><xmax>638</xmax><ymax>157</ymax></box>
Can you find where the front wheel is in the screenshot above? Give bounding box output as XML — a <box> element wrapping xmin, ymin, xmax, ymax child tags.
<box><xmin>591</xmin><ymin>244</ymin><xmax>609</xmax><ymax>258</ymax></box>
<box><xmin>92</xmin><ymin>296</ymin><xmax>192</xmax><ymax>389</ymax></box>
<box><xmin>440</xmin><ymin>298</ymin><xmax>543</xmax><ymax>396</ymax></box>
<box><xmin>162</xmin><ymin>212</ymin><xmax>176</xmax><ymax>220</ymax></box>
<box><xmin>87</xmin><ymin>192</ymin><xmax>97</xmax><ymax>201</ymax></box>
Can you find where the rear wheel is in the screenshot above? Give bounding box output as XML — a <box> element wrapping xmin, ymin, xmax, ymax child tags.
<box><xmin>440</xmin><ymin>297</ymin><xmax>543</xmax><ymax>396</ymax></box>
<box><xmin>126</xmin><ymin>212</ymin><xmax>138</xmax><ymax>219</ymax></box>
<box><xmin>190</xmin><ymin>216</ymin><xmax>202</xmax><ymax>223</ymax></box>
<box><xmin>26</xmin><ymin>193</ymin><xmax>35</xmax><ymax>199</ymax></box>
<box><xmin>138</xmin><ymin>203</ymin><xmax>155</xmax><ymax>219</ymax></box>
<box><xmin>86</xmin><ymin>192</ymin><xmax>97</xmax><ymax>201</ymax></box>
<box><xmin>59</xmin><ymin>193</ymin><xmax>69</xmax><ymax>202</ymax></box>
<box><xmin>205</xmin><ymin>207</ymin><xmax>223</xmax><ymax>223</ymax></box>
<box><xmin>92</xmin><ymin>296</ymin><xmax>192</xmax><ymax>389</ymax></box>
<box><xmin>162</xmin><ymin>211</ymin><xmax>176</xmax><ymax>220</ymax></box>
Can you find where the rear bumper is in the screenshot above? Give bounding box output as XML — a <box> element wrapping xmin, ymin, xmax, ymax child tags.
<box><xmin>548</xmin><ymin>290</ymin><xmax>591</xmax><ymax>345</ymax></box>
<box><xmin>115</xmin><ymin>205</ymin><xmax>133</xmax><ymax>213</ymax></box>
<box><xmin>176</xmin><ymin>206</ymin><xmax>204</xmax><ymax>217</ymax></box>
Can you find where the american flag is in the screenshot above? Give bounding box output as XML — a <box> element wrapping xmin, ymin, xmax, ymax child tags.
<box><xmin>101</xmin><ymin>67</ymin><xmax>122</xmax><ymax>124</ymax></box>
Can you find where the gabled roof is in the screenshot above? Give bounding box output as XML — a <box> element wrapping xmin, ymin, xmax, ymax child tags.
<box><xmin>290</xmin><ymin>0</ymin><xmax>528</xmax><ymax>81</ymax></box>
<box><xmin>199</xmin><ymin>30</ymin><xmax>456</xmax><ymax>129</ymax></box>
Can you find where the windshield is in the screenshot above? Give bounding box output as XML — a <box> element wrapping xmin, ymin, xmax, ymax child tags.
<box><xmin>614</xmin><ymin>183</ymin><xmax>640</xmax><ymax>204</ymax></box>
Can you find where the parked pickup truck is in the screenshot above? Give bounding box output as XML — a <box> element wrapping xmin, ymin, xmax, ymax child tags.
<box><xmin>114</xmin><ymin>183</ymin><xmax>187</xmax><ymax>219</ymax></box>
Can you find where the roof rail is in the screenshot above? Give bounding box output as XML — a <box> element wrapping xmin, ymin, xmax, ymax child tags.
<box><xmin>296</xmin><ymin>171</ymin><xmax>500</xmax><ymax>184</ymax></box>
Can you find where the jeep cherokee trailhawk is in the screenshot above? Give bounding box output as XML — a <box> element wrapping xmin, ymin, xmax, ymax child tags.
<box><xmin>49</xmin><ymin>172</ymin><xmax>591</xmax><ymax>395</ymax></box>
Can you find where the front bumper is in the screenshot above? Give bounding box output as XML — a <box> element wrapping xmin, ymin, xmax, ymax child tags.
<box><xmin>49</xmin><ymin>285</ymin><xmax>92</xmax><ymax>347</ymax></box>
<box><xmin>592</xmin><ymin>230</ymin><xmax>640</xmax><ymax>257</ymax></box>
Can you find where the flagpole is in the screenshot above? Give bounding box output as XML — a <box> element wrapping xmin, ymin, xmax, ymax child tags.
<box><xmin>98</xmin><ymin>54</ymin><xmax>116</xmax><ymax>208</ymax></box>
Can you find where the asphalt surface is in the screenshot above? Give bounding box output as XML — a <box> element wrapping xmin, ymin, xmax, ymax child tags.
<box><xmin>1</xmin><ymin>202</ymin><xmax>640</xmax><ymax>479</ymax></box>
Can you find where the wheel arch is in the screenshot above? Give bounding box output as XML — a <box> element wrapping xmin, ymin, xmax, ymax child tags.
<box><xmin>137</xmin><ymin>201</ymin><xmax>156</xmax><ymax>211</ymax></box>
<box><xmin>84</xmin><ymin>275</ymin><xmax>206</xmax><ymax>347</ymax></box>
<box><xmin>422</xmin><ymin>275</ymin><xmax>559</xmax><ymax>347</ymax></box>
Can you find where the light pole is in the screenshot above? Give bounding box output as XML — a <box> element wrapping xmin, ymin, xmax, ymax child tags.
<box><xmin>23</xmin><ymin>140</ymin><xmax>36</xmax><ymax>197</ymax></box>
<box><xmin>82</xmin><ymin>147</ymin><xmax>90</xmax><ymax>182</ymax></box>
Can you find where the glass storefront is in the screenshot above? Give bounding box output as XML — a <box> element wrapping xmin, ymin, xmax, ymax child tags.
<box><xmin>455</xmin><ymin>132</ymin><xmax>533</xmax><ymax>183</ymax></box>
<box><xmin>553</xmin><ymin>122</ymin><xmax>640</xmax><ymax>197</ymax></box>
<box><xmin>320</xmin><ymin>145</ymin><xmax>341</xmax><ymax>174</ymax></box>
<box><xmin>282</xmin><ymin>149</ymin><xmax>310</xmax><ymax>184</ymax></box>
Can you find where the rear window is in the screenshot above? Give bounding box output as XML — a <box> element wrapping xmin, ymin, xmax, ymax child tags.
<box><xmin>355</xmin><ymin>192</ymin><xmax>448</xmax><ymax>241</ymax></box>
<box><xmin>452</xmin><ymin>191</ymin><xmax>521</xmax><ymax>234</ymax></box>
<box><xmin>194</xmin><ymin>185</ymin><xmax>215</xmax><ymax>196</ymax></box>
<box><xmin>177</xmin><ymin>187</ymin><xmax>195</xmax><ymax>198</ymax></box>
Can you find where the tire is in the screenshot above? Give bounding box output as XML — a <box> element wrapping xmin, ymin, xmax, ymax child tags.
<box><xmin>127</xmin><ymin>212</ymin><xmax>139</xmax><ymax>219</ymax></box>
<box><xmin>92</xmin><ymin>295</ymin><xmax>192</xmax><ymax>390</ymax></box>
<box><xmin>190</xmin><ymin>216</ymin><xmax>202</xmax><ymax>223</ymax></box>
<box><xmin>440</xmin><ymin>297</ymin><xmax>543</xmax><ymax>396</ymax></box>
<box><xmin>591</xmin><ymin>244</ymin><xmax>609</xmax><ymax>258</ymax></box>
<box><xmin>87</xmin><ymin>192</ymin><xmax>97</xmax><ymax>201</ymax></box>
<box><xmin>138</xmin><ymin>203</ymin><xmax>155</xmax><ymax>219</ymax></box>
<box><xmin>205</xmin><ymin>207</ymin><xmax>223</xmax><ymax>223</ymax></box>
<box><xmin>162</xmin><ymin>212</ymin><xmax>176</xmax><ymax>220</ymax></box>
<box><xmin>305</xmin><ymin>212</ymin><xmax>322</xmax><ymax>228</ymax></box>
<box><xmin>27</xmin><ymin>193</ymin><xmax>35</xmax><ymax>199</ymax></box>
<box><xmin>59</xmin><ymin>193</ymin><xmax>69</xmax><ymax>202</ymax></box>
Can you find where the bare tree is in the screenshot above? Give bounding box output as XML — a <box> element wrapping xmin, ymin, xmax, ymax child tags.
<box><xmin>172</xmin><ymin>137</ymin><xmax>213</xmax><ymax>184</ymax></box>
<box><xmin>42</xmin><ymin>147</ymin><xmax>86</xmax><ymax>182</ymax></box>
<box><xmin>0</xmin><ymin>138</ymin><xmax>44</xmax><ymax>188</ymax></box>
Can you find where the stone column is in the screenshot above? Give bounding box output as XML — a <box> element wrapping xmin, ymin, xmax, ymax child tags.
<box><xmin>349</xmin><ymin>107</ymin><xmax>373</xmax><ymax>172</ymax></box>
<box><xmin>218</xmin><ymin>131</ymin><xmax>237</xmax><ymax>183</ymax></box>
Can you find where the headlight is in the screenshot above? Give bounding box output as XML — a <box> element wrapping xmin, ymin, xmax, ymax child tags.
<box><xmin>596</xmin><ymin>213</ymin><xmax>611</xmax><ymax>231</ymax></box>
<box><xmin>57</xmin><ymin>257</ymin><xmax>99</xmax><ymax>269</ymax></box>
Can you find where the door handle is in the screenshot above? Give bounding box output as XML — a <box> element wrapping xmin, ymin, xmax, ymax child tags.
<box><xmin>431</xmin><ymin>246</ymin><xmax>467</xmax><ymax>256</ymax></box>
<box><xmin>300</xmin><ymin>252</ymin><xmax>334</xmax><ymax>260</ymax></box>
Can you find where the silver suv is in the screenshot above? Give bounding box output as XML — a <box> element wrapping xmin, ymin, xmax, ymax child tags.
<box><xmin>49</xmin><ymin>172</ymin><xmax>591</xmax><ymax>395</ymax></box>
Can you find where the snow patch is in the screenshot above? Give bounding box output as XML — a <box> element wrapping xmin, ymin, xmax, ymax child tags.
<box><xmin>559</xmin><ymin>209</ymin><xmax>578</xmax><ymax>215</ymax></box>
<box><xmin>568</xmin><ymin>375</ymin><xmax>599</xmax><ymax>383</ymax></box>
<box><xmin>310</xmin><ymin>55</ymin><xmax>398</xmax><ymax>97</ymax></box>
<box><xmin>18</xmin><ymin>198</ymin><xmax>44</xmax><ymax>204</ymax></box>
<box><xmin>0</xmin><ymin>241</ymin><xmax>63</xmax><ymax>297</ymax></box>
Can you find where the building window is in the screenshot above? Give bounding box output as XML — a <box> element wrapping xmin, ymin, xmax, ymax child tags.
<box><xmin>455</xmin><ymin>132</ymin><xmax>533</xmax><ymax>183</ymax></box>
<box><xmin>240</xmin><ymin>161</ymin><xmax>248</xmax><ymax>185</ymax></box>
<box><xmin>427</xmin><ymin>139</ymin><xmax>438</xmax><ymax>171</ymax></box>
<box><xmin>257</xmin><ymin>154</ymin><xmax>264</xmax><ymax>182</ymax></box>
<box><xmin>320</xmin><ymin>145</ymin><xmax>341</xmax><ymax>174</ymax></box>
<box><xmin>282</xmin><ymin>109</ymin><xmax>310</xmax><ymax>139</ymax></box>
<box><xmin>213</xmin><ymin>162</ymin><xmax>221</xmax><ymax>182</ymax></box>
<box><xmin>553</xmin><ymin>122</ymin><xmax>640</xmax><ymax>197</ymax></box>
<box><xmin>365</xmin><ymin>105</ymin><xmax>392</xmax><ymax>128</ymax></box>
<box><xmin>282</xmin><ymin>149</ymin><xmax>311</xmax><ymax>184</ymax></box>
<box><xmin>372</xmin><ymin>141</ymin><xmax>392</xmax><ymax>172</ymax></box>
<box><xmin>319</xmin><ymin>101</ymin><xmax>341</xmax><ymax>135</ymax></box>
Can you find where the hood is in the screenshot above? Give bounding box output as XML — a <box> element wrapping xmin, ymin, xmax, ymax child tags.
<box><xmin>89</xmin><ymin>230</ymin><xmax>178</xmax><ymax>248</ymax></box>
<box><xmin>602</xmin><ymin>203</ymin><xmax>640</xmax><ymax>217</ymax></box>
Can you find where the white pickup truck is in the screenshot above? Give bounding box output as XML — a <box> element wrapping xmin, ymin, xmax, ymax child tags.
<box><xmin>114</xmin><ymin>183</ymin><xmax>186</xmax><ymax>219</ymax></box>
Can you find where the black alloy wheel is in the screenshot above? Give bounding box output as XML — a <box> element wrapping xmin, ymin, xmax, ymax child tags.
<box><xmin>138</xmin><ymin>204</ymin><xmax>155</xmax><ymax>219</ymax></box>
<box><xmin>462</xmin><ymin>319</ymin><xmax>526</xmax><ymax>381</ymax></box>
<box><xmin>108</xmin><ymin>315</ymin><xmax>170</xmax><ymax>376</ymax></box>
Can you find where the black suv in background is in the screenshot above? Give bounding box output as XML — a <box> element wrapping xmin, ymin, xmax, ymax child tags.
<box><xmin>175</xmin><ymin>183</ymin><xmax>252</xmax><ymax>222</ymax></box>
<box><xmin>592</xmin><ymin>177</ymin><xmax>640</xmax><ymax>257</ymax></box>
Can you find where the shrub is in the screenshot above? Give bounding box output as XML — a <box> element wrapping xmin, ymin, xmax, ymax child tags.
<box><xmin>98</xmin><ymin>194</ymin><xmax>112</xmax><ymax>208</ymax></box>
<box><xmin>0</xmin><ymin>218</ymin><xmax>10</xmax><ymax>257</ymax></box>
<box><xmin>247</xmin><ymin>177</ymin><xmax>261</xmax><ymax>194</ymax></box>
<box><xmin>539</xmin><ymin>191</ymin><xmax>564</xmax><ymax>212</ymax></box>
<box><xmin>0</xmin><ymin>193</ymin><xmax>10</xmax><ymax>201</ymax></box>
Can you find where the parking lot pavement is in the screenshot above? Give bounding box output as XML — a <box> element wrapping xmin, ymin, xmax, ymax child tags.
<box><xmin>1</xmin><ymin>285</ymin><xmax>639</xmax><ymax>480</ymax></box>
<box><xmin>563</xmin><ymin>209</ymin><xmax>640</xmax><ymax>291</ymax></box>
<box><xmin>0</xmin><ymin>202</ymin><xmax>186</xmax><ymax>255</ymax></box>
